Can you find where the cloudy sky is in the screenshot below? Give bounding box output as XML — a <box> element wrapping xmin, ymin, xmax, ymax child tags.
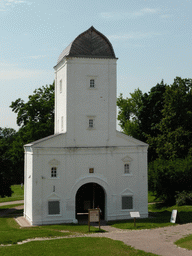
<box><xmin>0</xmin><ymin>0</ymin><xmax>191</xmax><ymax>130</ymax></box>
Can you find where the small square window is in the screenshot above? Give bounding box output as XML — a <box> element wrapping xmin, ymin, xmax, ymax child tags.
<box><xmin>89</xmin><ymin>119</ymin><xmax>94</xmax><ymax>128</ymax></box>
<box><xmin>122</xmin><ymin>196</ymin><xmax>133</xmax><ymax>209</ymax></box>
<box><xmin>124</xmin><ymin>164</ymin><xmax>129</xmax><ymax>174</ymax></box>
<box><xmin>89</xmin><ymin>168</ymin><xmax>94</xmax><ymax>173</ymax></box>
<box><xmin>90</xmin><ymin>79</ymin><xmax>95</xmax><ymax>88</ymax></box>
<box><xmin>51</xmin><ymin>167</ymin><xmax>57</xmax><ymax>178</ymax></box>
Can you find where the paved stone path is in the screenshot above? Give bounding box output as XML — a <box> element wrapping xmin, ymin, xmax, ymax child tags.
<box><xmin>96</xmin><ymin>224</ymin><xmax>192</xmax><ymax>256</ymax></box>
<box><xmin>0</xmin><ymin>200</ymin><xmax>24</xmax><ymax>206</ymax></box>
<box><xmin>1</xmin><ymin>201</ymin><xmax>192</xmax><ymax>256</ymax></box>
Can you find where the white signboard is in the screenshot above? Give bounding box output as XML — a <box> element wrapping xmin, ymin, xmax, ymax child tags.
<box><xmin>170</xmin><ymin>210</ymin><xmax>177</xmax><ymax>223</ymax></box>
<box><xmin>130</xmin><ymin>212</ymin><xmax>140</xmax><ymax>218</ymax></box>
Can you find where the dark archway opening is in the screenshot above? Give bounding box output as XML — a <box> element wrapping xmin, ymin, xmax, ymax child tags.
<box><xmin>76</xmin><ymin>183</ymin><xmax>105</xmax><ymax>221</ymax></box>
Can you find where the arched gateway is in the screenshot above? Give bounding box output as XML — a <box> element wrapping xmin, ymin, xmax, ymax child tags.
<box><xmin>76</xmin><ymin>183</ymin><xmax>105</xmax><ymax>220</ymax></box>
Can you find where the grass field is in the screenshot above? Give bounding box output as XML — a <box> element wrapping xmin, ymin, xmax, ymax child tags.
<box><xmin>0</xmin><ymin>185</ymin><xmax>24</xmax><ymax>203</ymax></box>
<box><xmin>175</xmin><ymin>234</ymin><xmax>192</xmax><ymax>251</ymax></box>
<box><xmin>0</xmin><ymin>214</ymin><xmax>105</xmax><ymax>245</ymax></box>
<box><xmin>0</xmin><ymin>237</ymin><xmax>158</xmax><ymax>256</ymax></box>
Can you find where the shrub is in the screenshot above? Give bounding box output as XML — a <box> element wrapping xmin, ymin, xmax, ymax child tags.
<box><xmin>175</xmin><ymin>191</ymin><xmax>192</xmax><ymax>206</ymax></box>
<box><xmin>148</xmin><ymin>156</ymin><xmax>192</xmax><ymax>205</ymax></box>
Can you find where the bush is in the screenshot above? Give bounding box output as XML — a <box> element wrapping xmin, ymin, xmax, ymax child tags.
<box><xmin>175</xmin><ymin>191</ymin><xmax>192</xmax><ymax>206</ymax></box>
<box><xmin>148</xmin><ymin>156</ymin><xmax>192</xmax><ymax>204</ymax></box>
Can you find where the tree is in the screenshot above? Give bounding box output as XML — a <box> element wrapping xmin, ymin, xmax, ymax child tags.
<box><xmin>117</xmin><ymin>88</ymin><xmax>143</xmax><ymax>139</ymax></box>
<box><xmin>10</xmin><ymin>82</ymin><xmax>55</xmax><ymax>142</ymax></box>
<box><xmin>152</xmin><ymin>77</ymin><xmax>192</xmax><ymax>160</ymax></box>
<box><xmin>7</xmin><ymin>82</ymin><xmax>55</xmax><ymax>184</ymax></box>
<box><xmin>138</xmin><ymin>81</ymin><xmax>167</xmax><ymax>161</ymax></box>
<box><xmin>149</xmin><ymin>156</ymin><xmax>192</xmax><ymax>204</ymax></box>
<box><xmin>0</xmin><ymin>128</ymin><xmax>16</xmax><ymax>197</ymax></box>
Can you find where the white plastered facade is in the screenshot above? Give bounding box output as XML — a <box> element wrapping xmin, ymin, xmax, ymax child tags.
<box><xmin>24</xmin><ymin>31</ymin><xmax>148</xmax><ymax>226</ymax></box>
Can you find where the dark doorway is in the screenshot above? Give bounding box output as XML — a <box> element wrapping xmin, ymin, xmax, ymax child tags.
<box><xmin>76</xmin><ymin>183</ymin><xmax>105</xmax><ymax>220</ymax></box>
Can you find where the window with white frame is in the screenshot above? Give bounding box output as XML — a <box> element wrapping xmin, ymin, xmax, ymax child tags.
<box><xmin>51</xmin><ymin>167</ymin><xmax>57</xmax><ymax>178</ymax></box>
<box><xmin>124</xmin><ymin>164</ymin><xmax>129</xmax><ymax>174</ymax></box>
<box><xmin>122</xmin><ymin>196</ymin><xmax>133</xmax><ymax>210</ymax></box>
<box><xmin>122</xmin><ymin>156</ymin><xmax>132</xmax><ymax>175</ymax></box>
<box><xmin>90</xmin><ymin>79</ymin><xmax>95</xmax><ymax>88</ymax></box>
<box><xmin>60</xmin><ymin>79</ymin><xmax>62</xmax><ymax>93</ymax></box>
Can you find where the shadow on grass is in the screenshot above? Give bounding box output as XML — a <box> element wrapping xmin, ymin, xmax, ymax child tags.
<box><xmin>0</xmin><ymin>208</ymin><xmax>23</xmax><ymax>218</ymax></box>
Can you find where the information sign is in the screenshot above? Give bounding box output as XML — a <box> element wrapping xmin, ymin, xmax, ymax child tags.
<box><xmin>89</xmin><ymin>210</ymin><xmax>100</xmax><ymax>222</ymax></box>
<box><xmin>170</xmin><ymin>210</ymin><xmax>177</xmax><ymax>223</ymax></box>
<box><xmin>88</xmin><ymin>209</ymin><xmax>100</xmax><ymax>232</ymax></box>
<box><xmin>130</xmin><ymin>212</ymin><xmax>140</xmax><ymax>218</ymax></box>
<box><xmin>130</xmin><ymin>212</ymin><xmax>140</xmax><ymax>228</ymax></box>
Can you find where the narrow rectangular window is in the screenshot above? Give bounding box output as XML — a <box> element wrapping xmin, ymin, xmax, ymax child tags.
<box><xmin>51</xmin><ymin>167</ymin><xmax>57</xmax><ymax>178</ymax></box>
<box><xmin>124</xmin><ymin>164</ymin><xmax>129</xmax><ymax>174</ymax></box>
<box><xmin>89</xmin><ymin>119</ymin><xmax>94</xmax><ymax>128</ymax></box>
<box><xmin>60</xmin><ymin>79</ymin><xmax>62</xmax><ymax>93</ymax></box>
<box><xmin>61</xmin><ymin>116</ymin><xmax>63</xmax><ymax>130</ymax></box>
<box><xmin>90</xmin><ymin>79</ymin><xmax>95</xmax><ymax>88</ymax></box>
<box><xmin>48</xmin><ymin>201</ymin><xmax>60</xmax><ymax>215</ymax></box>
<box><xmin>122</xmin><ymin>196</ymin><xmax>133</xmax><ymax>209</ymax></box>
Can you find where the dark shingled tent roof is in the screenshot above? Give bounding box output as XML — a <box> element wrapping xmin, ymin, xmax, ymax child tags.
<box><xmin>57</xmin><ymin>26</ymin><xmax>116</xmax><ymax>65</ymax></box>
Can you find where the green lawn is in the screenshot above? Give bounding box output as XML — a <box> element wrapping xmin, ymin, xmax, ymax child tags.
<box><xmin>175</xmin><ymin>234</ymin><xmax>192</xmax><ymax>251</ymax></box>
<box><xmin>0</xmin><ymin>237</ymin><xmax>158</xmax><ymax>256</ymax></box>
<box><xmin>148</xmin><ymin>191</ymin><xmax>161</xmax><ymax>203</ymax></box>
<box><xmin>0</xmin><ymin>212</ymin><xmax>104</xmax><ymax>245</ymax></box>
<box><xmin>0</xmin><ymin>185</ymin><xmax>24</xmax><ymax>203</ymax></box>
<box><xmin>109</xmin><ymin>204</ymin><xmax>192</xmax><ymax>230</ymax></box>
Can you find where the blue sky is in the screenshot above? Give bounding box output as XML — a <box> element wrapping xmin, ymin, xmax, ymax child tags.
<box><xmin>0</xmin><ymin>0</ymin><xmax>191</xmax><ymax>130</ymax></box>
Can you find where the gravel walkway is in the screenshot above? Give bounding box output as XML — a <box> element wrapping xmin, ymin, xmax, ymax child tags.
<box><xmin>96</xmin><ymin>224</ymin><xmax>192</xmax><ymax>256</ymax></box>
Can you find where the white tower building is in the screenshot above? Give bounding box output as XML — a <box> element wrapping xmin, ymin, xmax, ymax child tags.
<box><xmin>24</xmin><ymin>27</ymin><xmax>148</xmax><ymax>225</ymax></box>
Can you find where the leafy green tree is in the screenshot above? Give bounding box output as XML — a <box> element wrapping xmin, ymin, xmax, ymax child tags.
<box><xmin>117</xmin><ymin>88</ymin><xmax>143</xmax><ymax>139</ymax></box>
<box><xmin>149</xmin><ymin>156</ymin><xmax>192</xmax><ymax>204</ymax></box>
<box><xmin>8</xmin><ymin>82</ymin><xmax>55</xmax><ymax>184</ymax></box>
<box><xmin>0</xmin><ymin>128</ymin><xmax>16</xmax><ymax>197</ymax></box>
<box><xmin>10</xmin><ymin>82</ymin><xmax>55</xmax><ymax>142</ymax></box>
<box><xmin>139</xmin><ymin>81</ymin><xmax>167</xmax><ymax>161</ymax></box>
<box><xmin>152</xmin><ymin>77</ymin><xmax>192</xmax><ymax>160</ymax></box>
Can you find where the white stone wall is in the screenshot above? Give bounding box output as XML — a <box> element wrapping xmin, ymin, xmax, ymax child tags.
<box><xmin>54</xmin><ymin>60</ymin><xmax>67</xmax><ymax>134</ymax></box>
<box><xmin>26</xmin><ymin>142</ymin><xmax>148</xmax><ymax>225</ymax></box>
<box><xmin>24</xmin><ymin>147</ymin><xmax>33</xmax><ymax>223</ymax></box>
<box><xmin>54</xmin><ymin>58</ymin><xmax>117</xmax><ymax>146</ymax></box>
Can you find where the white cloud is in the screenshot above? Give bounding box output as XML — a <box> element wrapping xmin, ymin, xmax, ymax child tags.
<box><xmin>100</xmin><ymin>8</ymin><xmax>158</xmax><ymax>19</ymax></box>
<box><xmin>0</xmin><ymin>0</ymin><xmax>31</xmax><ymax>10</ymax></box>
<box><xmin>108</xmin><ymin>31</ymin><xmax>161</xmax><ymax>40</ymax></box>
